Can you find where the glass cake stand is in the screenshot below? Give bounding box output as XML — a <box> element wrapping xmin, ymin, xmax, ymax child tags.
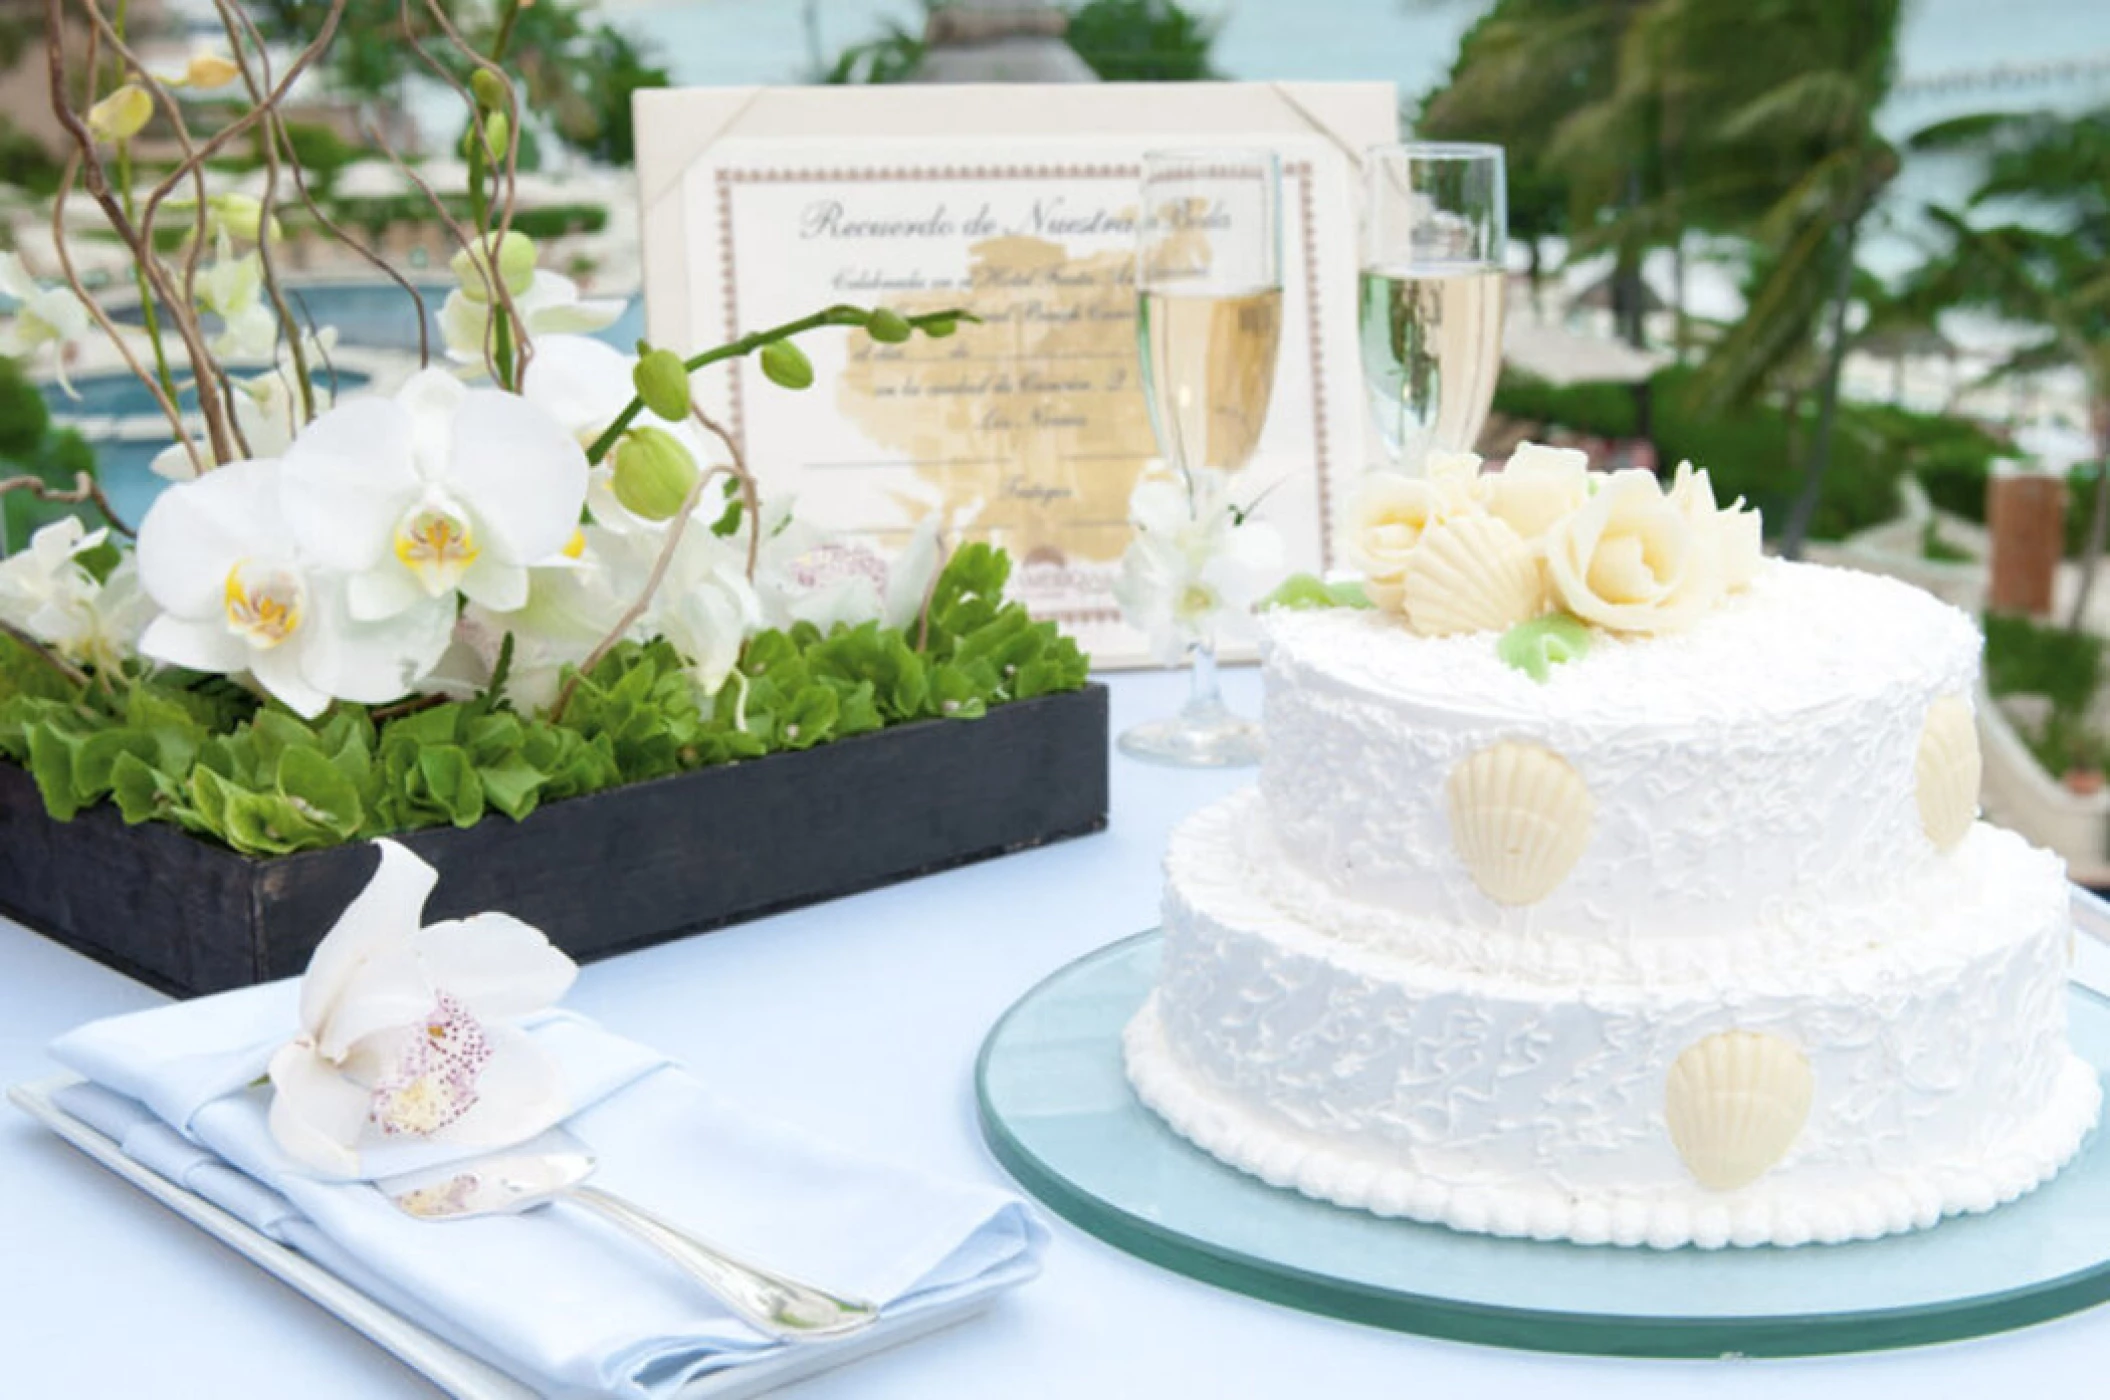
<box><xmin>975</xmin><ymin>931</ymin><xmax>2110</xmax><ymax>1358</ymax></box>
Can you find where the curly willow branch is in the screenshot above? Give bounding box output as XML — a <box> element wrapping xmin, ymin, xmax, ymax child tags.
<box><xmin>207</xmin><ymin>0</ymin><xmax>307</xmax><ymax>432</ymax></box>
<box><xmin>0</xmin><ymin>470</ymin><xmax>135</xmax><ymax>537</ymax></box>
<box><xmin>399</xmin><ymin>0</ymin><xmax>530</xmax><ymax>382</ymax></box>
<box><xmin>69</xmin><ymin>0</ymin><xmax>259</xmax><ymax>461</ymax></box>
<box><xmin>47</xmin><ymin>0</ymin><xmax>234</xmax><ymax>463</ymax></box>
<box><xmin>46</xmin><ymin>154</ymin><xmax>197</xmax><ymax>475</ymax></box>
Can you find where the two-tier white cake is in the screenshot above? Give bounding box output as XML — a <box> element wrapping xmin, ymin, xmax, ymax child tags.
<box><xmin>1124</xmin><ymin>453</ymin><xmax>2101</xmax><ymax>1250</ymax></box>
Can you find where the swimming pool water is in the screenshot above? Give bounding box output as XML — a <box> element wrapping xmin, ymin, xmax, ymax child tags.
<box><xmin>111</xmin><ymin>282</ymin><xmax>640</xmax><ymax>355</ymax></box>
<box><xmin>46</xmin><ymin>367</ymin><xmax>373</xmax><ymax>419</ymax></box>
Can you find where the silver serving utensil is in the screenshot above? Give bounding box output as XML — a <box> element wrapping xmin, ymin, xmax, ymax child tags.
<box><xmin>377</xmin><ymin>1132</ymin><xmax>880</xmax><ymax>1341</ymax></box>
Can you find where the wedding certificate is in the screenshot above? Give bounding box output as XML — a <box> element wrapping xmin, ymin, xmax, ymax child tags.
<box><xmin>635</xmin><ymin>84</ymin><xmax>1396</xmax><ymax>665</ymax></box>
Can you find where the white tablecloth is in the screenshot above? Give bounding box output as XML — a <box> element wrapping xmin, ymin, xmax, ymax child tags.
<box><xmin>4</xmin><ymin>667</ymin><xmax>2106</xmax><ymax>1398</ymax></box>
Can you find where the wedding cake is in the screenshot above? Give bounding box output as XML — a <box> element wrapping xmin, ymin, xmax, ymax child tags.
<box><xmin>1124</xmin><ymin>448</ymin><xmax>2101</xmax><ymax>1249</ymax></box>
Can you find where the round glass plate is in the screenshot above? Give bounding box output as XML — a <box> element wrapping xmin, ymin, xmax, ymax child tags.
<box><xmin>975</xmin><ymin>931</ymin><xmax>2110</xmax><ymax>1358</ymax></box>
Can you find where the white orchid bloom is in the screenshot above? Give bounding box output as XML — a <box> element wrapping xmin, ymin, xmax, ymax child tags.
<box><xmin>279</xmin><ymin>368</ymin><xmax>588</xmax><ymax>621</ymax></box>
<box><xmin>0</xmin><ymin>253</ymin><xmax>91</xmax><ymax>397</ymax></box>
<box><xmin>636</xmin><ymin>530</ymin><xmax>763</xmax><ymax>696</ymax></box>
<box><xmin>524</xmin><ymin>333</ymin><xmax>709</xmax><ymax>535</ymax></box>
<box><xmin>267</xmin><ymin>840</ymin><xmax>577</xmax><ymax>1178</ymax></box>
<box><xmin>753</xmin><ymin>513</ymin><xmax>942</xmax><ymax>637</ymax></box>
<box><xmin>0</xmin><ymin>516</ymin><xmax>106</xmax><ymax>645</ymax></box>
<box><xmin>1114</xmin><ymin>467</ymin><xmax>1283</xmax><ymax>664</ymax></box>
<box><xmin>196</xmin><ymin>233</ymin><xmax>278</xmax><ymax>361</ymax></box>
<box><xmin>135</xmin><ymin>458</ymin><xmax>455</xmax><ymax>717</ymax></box>
<box><xmin>440</xmin><ymin>272</ymin><xmax>623</xmax><ymax>369</ymax></box>
<box><xmin>424</xmin><ymin>531</ymin><xmax>633</xmax><ymax>711</ymax></box>
<box><xmin>65</xmin><ymin>556</ymin><xmax>156</xmax><ymax>672</ymax></box>
<box><xmin>0</xmin><ymin>520</ymin><xmax>154</xmax><ymax>672</ymax></box>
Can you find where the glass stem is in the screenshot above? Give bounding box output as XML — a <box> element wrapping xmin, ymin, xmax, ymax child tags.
<box><xmin>1183</xmin><ymin>633</ymin><xmax>1228</xmax><ymax>725</ymax></box>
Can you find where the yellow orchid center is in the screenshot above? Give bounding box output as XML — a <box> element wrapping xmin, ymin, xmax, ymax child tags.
<box><xmin>561</xmin><ymin>527</ymin><xmax>586</xmax><ymax>560</ymax></box>
<box><xmin>222</xmin><ymin>560</ymin><xmax>304</xmax><ymax>648</ymax></box>
<box><xmin>1176</xmin><ymin>583</ymin><xmax>1217</xmax><ymax>620</ymax></box>
<box><xmin>394</xmin><ymin>505</ymin><xmax>481</xmax><ymax>594</ymax></box>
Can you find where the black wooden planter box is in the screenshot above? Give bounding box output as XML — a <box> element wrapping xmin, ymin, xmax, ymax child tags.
<box><xmin>0</xmin><ymin>685</ymin><xmax>1109</xmax><ymax>998</ymax></box>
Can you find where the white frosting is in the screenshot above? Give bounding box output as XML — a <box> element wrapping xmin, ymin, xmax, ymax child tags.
<box><xmin>1260</xmin><ymin>562</ymin><xmax>1982</xmax><ymax>948</ymax></box>
<box><xmin>1132</xmin><ymin>795</ymin><xmax>2100</xmax><ymax>1249</ymax></box>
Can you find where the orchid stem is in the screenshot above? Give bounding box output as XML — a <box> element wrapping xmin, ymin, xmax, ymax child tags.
<box><xmin>582</xmin><ymin>307</ymin><xmax>974</xmax><ymax>465</ymax></box>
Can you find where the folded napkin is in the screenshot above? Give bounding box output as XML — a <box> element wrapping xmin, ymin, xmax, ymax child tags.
<box><xmin>49</xmin><ymin>985</ymin><xmax>1046</xmax><ymax>1399</ymax></box>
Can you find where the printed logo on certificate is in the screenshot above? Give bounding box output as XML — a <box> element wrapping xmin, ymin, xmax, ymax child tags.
<box><xmin>637</xmin><ymin>87</ymin><xmax>1390</xmax><ymax>666</ymax></box>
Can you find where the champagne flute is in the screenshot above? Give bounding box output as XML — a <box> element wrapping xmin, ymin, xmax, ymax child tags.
<box><xmin>1359</xmin><ymin>143</ymin><xmax>1507</xmax><ymax>475</ymax></box>
<box><xmin>1120</xmin><ymin>147</ymin><xmax>1283</xmax><ymax>768</ymax></box>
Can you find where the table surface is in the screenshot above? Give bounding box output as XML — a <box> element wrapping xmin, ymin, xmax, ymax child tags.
<box><xmin>6</xmin><ymin>667</ymin><xmax>2108</xmax><ymax>1400</ymax></box>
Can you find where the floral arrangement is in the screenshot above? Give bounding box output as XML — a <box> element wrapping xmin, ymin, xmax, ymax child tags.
<box><xmin>0</xmin><ymin>0</ymin><xmax>1086</xmax><ymax>855</ymax></box>
<box><xmin>1317</xmin><ymin>445</ymin><xmax>1763</xmax><ymax>677</ymax></box>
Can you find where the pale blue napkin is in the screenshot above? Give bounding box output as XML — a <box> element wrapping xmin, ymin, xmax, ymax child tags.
<box><xmin>49</xmin><ymin>985</ymin><xmax>1047</xmax><ymax>1398</ymax></box>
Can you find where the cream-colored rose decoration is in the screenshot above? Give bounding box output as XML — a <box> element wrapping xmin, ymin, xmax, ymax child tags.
<box><xmin>1486</xmin><ymin>442</ymin><xmax>1590</xmax><ymax>544</ymax></box>
<box><xmin>1668</xmin><ymin>461</ymin><xmax>1764</xmax><ymax>591</ymax></box>
<box><xmin>1341</xmin><ymin>470</ymin><xmax>1466</xmax><ymax>611</ymax></box>
<box><xmin>1425</xmin><ymin>450</ymin><xmax>1491</xmax><ymax>513</ymax></box>
<box><xmin>1544</xmin><ymin>468</ymin><xmax>1725</xmax><ymax>634</ymax></box>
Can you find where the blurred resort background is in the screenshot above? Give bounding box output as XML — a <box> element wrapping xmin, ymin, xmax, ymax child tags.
<box><xmin>4</xmin><ymin>0</ymin><xmax>2110</xmax><ymax>855</ymax></box>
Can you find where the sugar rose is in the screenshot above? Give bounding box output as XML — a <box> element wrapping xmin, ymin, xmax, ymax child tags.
<box><xmin>1668</xmin><ymin>460</ymin><xmax>1764</xmax><ymax>590</ymax></box>
<box><xmin>1545</xmin><ymin>468</ymin><xmax>1724</xmax><ymax>634</ymax></box>
<box><xmin>1342</xmin><ymin>470</ymin><xmax>1462</xmax><ymax>610</ymax></box>
<box><xmin>1486</xmin><ymin>442</ymin><xmax>1590</xmax><ymax>543</ymax></box>
<box><xmin>1425</xmin><ymin>450</ymin><xmax>1490</xmax><ymax>512</ymax></box>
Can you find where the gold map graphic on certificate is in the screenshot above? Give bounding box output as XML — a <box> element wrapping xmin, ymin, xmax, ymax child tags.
<box><xmin>834</xmin><ymin>234</ymin><xmax>1153</xmax><ymax>569</ymax></box>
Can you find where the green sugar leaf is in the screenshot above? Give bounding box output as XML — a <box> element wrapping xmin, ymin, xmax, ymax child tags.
<box><xmin>1261</xmin><ymin>573</ymin><xmax>1375</xmax><ymax>611</ymax></box>
<box><xmin>1497</xmin><ymin>612</ymin><xmax>1595</xmax><ymax>684</ymax></box>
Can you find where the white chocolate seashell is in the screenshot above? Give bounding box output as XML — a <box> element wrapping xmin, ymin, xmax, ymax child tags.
<box><xmin>1915</xmin><ymin>694</ymin><xmax>1980</xmax><ymax>852</ymax></box>
<box><xmin>1399</xmin><ymin>514</ymin><xmax>1546</xmax><ymax>638</ymax></box>
<box><xmin>1665</xmin><ymin>1030</ymin><xmax>1813</xmax><ymax>1191</ymax></box>
<box><xmin>1445</xmin><ymin>741</ymin><xmax>1594</xmax><ymax>905</ymax></box>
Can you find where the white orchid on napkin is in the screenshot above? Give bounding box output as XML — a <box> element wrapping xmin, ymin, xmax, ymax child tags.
<box><xmin>266</xmin><ymin>840</ymin><xmax>578</xmax><ymax>1176</ymax></box>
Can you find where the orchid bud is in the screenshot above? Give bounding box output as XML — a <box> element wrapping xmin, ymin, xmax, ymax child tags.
<box><xmin>463</xmin><ymin>109</ymin><xmax>511</xmax><ymax>163</ymax></box>
<box><xmin>759</xmin><ymin>340</ymin><xmax>814</xmax><ymax>391</ymax></box>
<box><xmin>866</xmin><ymin>308</ymin><xmax>912</xmax><ymax>344</ymax></box>
<box><xmin>470</xmin><ymin>67</ymin><xmax>509</xmax><ymax>112</ymax></box>
<box><xmin>209</xmin><ymin>193</ymin><xmax>278</xmax><ymax>245</ymax></box>
<box><xmin>611</xmin><ymin>427</ymin><xmax>701</xmax><ymax>522</ymax></box>
<box><xmin>921</xmin><ymin>315</ymin><xmax>959</xmax><ymax>339</ymax></box>
<box><xmin>449</xmin><ymin>230</ymin><xmax>537</xmax><ymax>303</ymax></box>
<box><xmin>87</xmin><ymin>84</ymin><xmax>153</xmax><ymax>144</ymax></box>
<box><xmin>185</xmin><ymin>54</ymin><xmax>243</xmax><ymax>89</ymax></box>
<box><xmin>633</xmin><ymin>348</ymin><xmax>693</xmax><ymax>422</ymax></box>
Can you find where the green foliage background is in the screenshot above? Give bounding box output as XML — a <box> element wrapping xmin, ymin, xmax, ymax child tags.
<box><xmin>824</xmin><ymin>0</ymin><xmax>1219</xmax><ymax>85</ymax></box>
<box><xmin>0</xmin><ymin>357</ymin><xmax>103</xmax><ymax>553</ymax></box>
<box><xmin>0</xmin><ymin>543</ymin><xmax>1089</xmax><ymax>856</ymax></box>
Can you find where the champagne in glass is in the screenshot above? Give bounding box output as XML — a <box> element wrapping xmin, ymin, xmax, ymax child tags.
<box><xmin>1359</xmin><ymin>144</ymin><xmax>1507</xmax><ymax>474</ymax></box>
<box><xmin>1120</xmin><ymin>148</ymin><xmax>1283</xmax><ymax>768</ymax></box>
<box><xmin>1137</xmin><ymin>283</ymin><xmax>1284</xmax><ymax>478</ymax></box>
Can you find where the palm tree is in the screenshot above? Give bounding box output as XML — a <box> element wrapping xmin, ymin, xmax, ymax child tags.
<box><xmin>1419</xmin><ymin>0</ymin><xmax>1904</xmax><ymax>555</ymax></box>
<box><xmin>1907</xmin><ymin>106</ymin><xmax>2110</xmax><ymax>626</ymax></box>
<box><xmin>1418</xmin><ymin>0</ymin><xmax>1634</xmax><ymax>334</ymax></box>
<box><xmin>1684</xmin><ymin>0</ymin><xmax>1903</xmax><ymax>556</ymax></box>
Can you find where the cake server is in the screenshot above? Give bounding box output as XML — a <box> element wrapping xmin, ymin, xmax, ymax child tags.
<box><xmin>377</xmin><ymin>1132</ymin><xmax>880</xmax><ymax>1342</ymax></box>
